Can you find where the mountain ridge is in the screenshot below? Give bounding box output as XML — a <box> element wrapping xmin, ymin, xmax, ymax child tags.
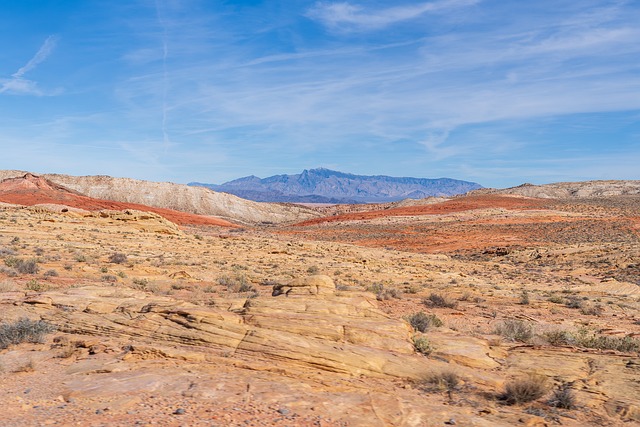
<box><xmin>190</xmin><ymin>167</ymin><xmax>483</xmax><ymax>203</ymax></box>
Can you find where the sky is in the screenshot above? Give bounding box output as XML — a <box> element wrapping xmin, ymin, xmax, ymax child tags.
<box><xmin>1</xmin><ymin>0</ymin><xmax>639</xmax><ymax>188</ymax></box>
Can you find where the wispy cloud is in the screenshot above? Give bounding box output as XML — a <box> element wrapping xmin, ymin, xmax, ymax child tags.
<box><xmin>0</xmin><ymin>35</ymin><xmax>59</xmax><ymax>96</ymax></box>
<box><xmin>307</xmin><ymin>0</ymin><xmax>479</xmax><ymax>30</ymax></box>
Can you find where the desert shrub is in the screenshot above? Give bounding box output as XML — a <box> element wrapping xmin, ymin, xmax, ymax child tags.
<box><xmin>101</xmin><ymin>275</ymin><xmax>117</xmax><ymax>283</ymax></box>
<box><xmin>0</xmin><ymin>318</ymin><xmax>56</xmax><ymax>349</ymax></box>
<box><xmin>413</xmin><ymin>336</ymin><xmax>433</xmax><ymax>355</ymax></box>
<box><xmin>406</xmin><ymin>312</ymin><xmax>443</xmax><ymax>332</ymax></box>
<box><xmin>131</xmin><ymin>278</ymin><xmax>149</xmax><ymax>290</ymax></box>
<box><xmin>306</xmin><ymin>265</ymin><xmax>319</xmax><ymax>274</ymax></box>
<box><xmin>419</xmin><ymin>370</ymin><xmax>461</xmax><ymax>393</ymax></box>
<box><xmin>499</xmin><ymin>375</ymin><xmax>547</xmax><ymax>405</ymax></box>
<box><xmin>376</xmin><ymin>286</ymin><xmax>401</xmax><ymax>301</ymax></box>
<box><xmin>43</xmin><ymin>269</ymin><xmax>58</xmax><ymax>277</ymax></box>
<box><xmin>366</xmin><ymin>283</ymin><xmax>385</xmax><ymax>294</ymax></box>
<box><xmin>565</xmin><ymin>296</ymin><xmax>583</xmax><ymax>309</ymax></box>
<box><xmin>424</xmin><ymin>293</ymin><xmax>457</xmax><ymax>309</ymax></box>
<box><xmin>25</xmin><ymin>279</ymin><xmax>48</xmax><ymax>292</ymax></box>
<box><xmin>543</xmin><ymin>330</ymin><xmax>574</xmax><ymax>346</ymax></box>
<box><xmin>547</xmin><ymin>294</ymin><xmax>564</xmax><ymax>304</ymax></box>
<box><xmin>495</xmin><ymin>319</ymin><xmax>533</xmax><ymax>342</ymax></box>
<box><xmin>573</xmin><ymin>329</ymin><xmax>639</xmax><ymax>352</ymax></box>
<box><xmin>1</xmin><ymin>267</ymin><xmax>18</xmax><ymax>277</ymax></box>
<box><xmin>335</xmin><ymin>283</ymin><xmax>350</xmax><ymax>291</ymax></box>
<box><xmin>17</xmin><ymin>258</ymin><xmax>39</xmax><ymax>274</ymax></box>
<box><xmin>238</xmin><ymin>282</ymin><xmax>257</xmax><ymax>293</ymax></box>
<box><xmin>580</xmin><ymin>303</ymin><xmax>604</xmax><ymax>316</ymax></box>
<box><xmin>548</xmin><ymin>383</ymin><xmax>576</xmax><ymax>409</ymax></box>
<box><xmin>0</xmin><ymin>247</ymin><xmax>16</xmax><ymax>257</ymax></box>
<box><xmin>544</xmin><ymin>328</ymin><xmax>640</xmax><ymax>352</ymax></box>
<box><xmin>4</xmin><ymin>257</ymin><xmax>39</xmax><ymax>274</ymax></box>
<box><xmin>519</xmin><ymin>290</ymin><xmax>530</xmax><ymax>305</ymax></box>
<box><xmin>218</xmin><ymin>274</ymin><xmax>252</xmax><ymax>293</ymax></box>
<box><xmin>108</xmin><ymin>252</ymin><xmax>128</xmax><ymax>264</ymax></box>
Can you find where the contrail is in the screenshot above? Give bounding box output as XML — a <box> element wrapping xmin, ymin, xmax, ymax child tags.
<box><xmin>13</xmin><ymin>35</ymin><xmax>59</xmax><ymax>79</ymax></box>
<box><xmin>156</xmin><ymin>0</ymin><xmax>170</xmax><ymax>153</ymax></box>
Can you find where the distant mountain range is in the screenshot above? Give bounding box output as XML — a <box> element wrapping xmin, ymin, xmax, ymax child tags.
<box><xmin>189</xmin><ymin>168</ymin><xmax>483</xmax><ymax>203</ymax></box>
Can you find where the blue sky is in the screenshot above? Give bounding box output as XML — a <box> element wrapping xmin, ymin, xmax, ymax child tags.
<box><xmin>1</xmin><ymin>0</ymin><xmax>639</xmax><ymax>188</ymax></box>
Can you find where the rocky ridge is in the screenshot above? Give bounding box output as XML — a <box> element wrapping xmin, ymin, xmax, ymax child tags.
<box><xmin>490</xmin><ymin>180</ymin><xmax>640</xmax><ymax>198</ymax></box>
<box><xmin>0</xmin><ymin>170</ymin><xmax>320</xmax><ymax>225</ymax></box>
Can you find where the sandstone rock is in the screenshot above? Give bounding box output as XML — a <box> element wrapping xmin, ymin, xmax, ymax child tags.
<box><xmin>428</xmin><ymin>332</ymin><xmax>507</xmax><ymax>370</ymax></box>
<box><xmin>272</xmin><ymin>275</ymin><xmax>336</xmax><ymax>296</ymax></box>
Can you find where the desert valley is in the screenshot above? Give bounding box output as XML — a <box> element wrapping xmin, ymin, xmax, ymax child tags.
<box><xmin>0</xmin><ymin>170</ymin><xmax>639</xmax><ymax>427</ymax></box>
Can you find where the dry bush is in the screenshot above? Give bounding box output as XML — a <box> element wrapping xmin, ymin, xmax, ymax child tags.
<box><xmin>419</xmin><ymin>370</ymin><xmax>461</xmax><ymax>394</ymax></box>
<box><xmin>4</xmin><ymin>257</ymin><xmax>39</xmax><ymax>274</ymax></box>
<box><xmin>544</xmin><ymin>328</ymin><xmax>640</xmax><ymax>352</ymax></box>
<box><xmin>424</xmin><ymin>293</ymin><xmax>457</xmax><ymax>309</ymax></box>
<box><xmin>499</xmin><ymin>375</ymin><xmax>548</xmax><ymax>405</ymax></box>
<box><xmin>43</xmin><ymin>269</ymin><xmax>58</xmax><ymax>277</ymax></box>
<box><xmin>0</xmin><ymin>318</ymin><xmax>56</xmax><ymax>350</ymax></box>
<box><xmin>580</xmin><ymin>303</ymin><xmax>604</xmax><ymax>316</ymax></box>
<box><xmin>548</xmin><ymin>383</ymin><xmax>576</xmax><ymax>409</ymax></box>
<box><xmin>406</xmin><ymin>312</ymin><xmax>443</xmax><ymax>332</ymax></box>
<box><xmin>218</xmin><ymin>274</ymin><xmax>255</xmax><ymax>293</ymax></box>
<box><xmin>108</xmin><ymin>252</ymin><xmax>128</xmax><ymax>264</ymax></box>
<box><xmin>366</xmin><ymin>283</ymin><xmax>400</xmax><ymax>300</ymax></box>
<box><xmin>494</xmin><ymin>319</ymin><xmax>533</xmax><ymax>343</ymax></box>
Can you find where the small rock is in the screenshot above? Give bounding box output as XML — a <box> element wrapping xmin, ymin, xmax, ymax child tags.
<box><xmin>173</xmin><ymin>408</ymin><xmax>186</xmax><ymax>415</ymax></box>
<box><xmin>445</xmin><ymin>419</ymin><xmax>456</xmax><ymax>425</ymax></box>
<box><xmin>277</xmin><ymin>408</ymin><xmax>290</xmax><ymax>415</ymax></box>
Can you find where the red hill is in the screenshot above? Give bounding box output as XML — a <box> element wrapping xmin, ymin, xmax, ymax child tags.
<box><xmin>0</xmin><ymin>173</ymin><xmax>236</xmax><ymax>227</ymax></box>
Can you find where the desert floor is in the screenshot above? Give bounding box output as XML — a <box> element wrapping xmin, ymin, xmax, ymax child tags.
<box><xmin>1</xmin><ymin>194</ymin><xmax>639</xmax><ymax>426</ymax></box>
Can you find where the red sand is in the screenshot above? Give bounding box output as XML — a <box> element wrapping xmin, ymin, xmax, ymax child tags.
<box><xmin>294</xmin><ymin>194</ymin><xmax>549</xmax><ymax>226</ymax></box>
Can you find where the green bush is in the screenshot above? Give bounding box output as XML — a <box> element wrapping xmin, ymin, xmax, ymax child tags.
<box><xmin>413</xmin><ymin>336</ymin><xmax>433</xmax><ymax>355</ymax></box>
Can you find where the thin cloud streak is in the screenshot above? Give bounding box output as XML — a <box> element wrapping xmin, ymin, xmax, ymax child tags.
<box><xmin>1</xmin><ymin>35</ymin><xmax>59</xmax><ymax>96</ymax></box>
<box><xmin>307</xmin><ymin>0</ymin><xmax>479</xmax><ymax>30</ymax></box>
